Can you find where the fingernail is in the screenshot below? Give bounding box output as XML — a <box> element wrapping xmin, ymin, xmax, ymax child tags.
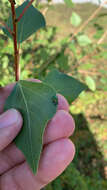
<box><xmin>0</xmin><ymin>109</ymin><xmax>21</xmax><ymax>128</ymax></box>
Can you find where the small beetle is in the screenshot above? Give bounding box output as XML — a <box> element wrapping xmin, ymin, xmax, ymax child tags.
<box><xmin>52</xmin><ymin>96</ymin><xmax>58</xmax><ymax>106</ymax></box>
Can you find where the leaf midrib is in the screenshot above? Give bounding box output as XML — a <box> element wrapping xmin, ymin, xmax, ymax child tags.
<box><xmin>18</xmin><ymin>82</ymin><xmax>35</xmax><ymax>172</ymax></box>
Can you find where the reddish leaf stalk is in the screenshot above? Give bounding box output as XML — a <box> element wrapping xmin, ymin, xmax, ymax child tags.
<box><xmin>0</xmin><ymin>20</ymin><xmax>13</xmax><ymax>36</ymax></box>
<box><xmin>9</xmin><ymin>0</ymin><xmax>19</xmax><ymax>81</ymax></box>
<box><xmin>8</xmin><ymin>0</ymin><xmax>34</xmax><ymax>81</ymax></box>
<box><xmin>17</xmin><ymin>0</ymin><xmax>34</xmax><ymax>22</ymax></box>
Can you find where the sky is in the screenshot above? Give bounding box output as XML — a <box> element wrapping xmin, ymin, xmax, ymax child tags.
<box><xmin>52</xmin><ymin>0</ymin><xmax>107</xmax><ymax>7</ymax></box>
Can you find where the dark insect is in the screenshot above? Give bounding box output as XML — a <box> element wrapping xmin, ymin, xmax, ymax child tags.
<box><xmin>52</xmin><ymin>96</ymin><xmax>58</xmax><ymax>106</ymax></box>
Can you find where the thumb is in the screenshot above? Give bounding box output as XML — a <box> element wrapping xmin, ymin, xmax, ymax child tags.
<box><xmin>0</xmin><ymin>109</ymin><xmax>23</xmax><ymax>151</ymax></box>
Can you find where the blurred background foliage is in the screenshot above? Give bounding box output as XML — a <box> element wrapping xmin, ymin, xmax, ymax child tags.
<box><xmin>0</xmin><ymin>0</ymin><xmax>107</xmax><ymax>189</ymax></box>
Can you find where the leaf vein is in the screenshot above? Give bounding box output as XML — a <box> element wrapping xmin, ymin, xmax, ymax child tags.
<box><xmin>18</xmin><ymin>82</ymin><xmax>35</xmax><ymax>172</ymax></box>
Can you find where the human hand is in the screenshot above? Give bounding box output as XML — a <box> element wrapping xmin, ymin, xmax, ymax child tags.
<box><xmin>0</xmin><ymin>80</ymin><xmax>75</xmax><ymax>190</ymax></box>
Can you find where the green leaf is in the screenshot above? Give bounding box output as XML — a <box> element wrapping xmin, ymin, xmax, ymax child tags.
<box><xmin>78</xmin><ymin>63</ymin><xmax>94</xmax><ymax>70</ymax></box>
<box><xmin>85</xmin><ymin>76</ymin><xmax>96</xmax><ymax>91</ymax></box>
<box><xmin>44</xmin><ymin>69</ymin><xmax>87</xmax><ymax>103</ymax></box>
<box><xmin>69</xmin><ymin>42</ymin><xmax>77</xmax><ymax>56</ymax></box>
<box><xmin>4</xmin><ymin>81</ymin><xmax>57</xmax><ymax>174</ymax></box>
<box><xmin>99</xmin><ymin>69</ymin><xmax>107</xmax><ymax>75</ymax></box>
<box><xmin>70</xmin><ymin>12</ymin><xmax>82</xmax><ymax>27</ymax></box>
<box><xmin>100</xmin><ymin>77</ymin><xmax>107</xmax><ymax>85</ymax></box>
<box><xmin>3</xmin><ymin>1</ymin><xmax>46</xmax><ymax>43</ymax></box>
<box><xmin>64</xmin><ymin>0</ymin><xmax>73</xmax><ymax>7</ymax></box>
<box><xmin>77</xmin><ymin>35</ymin><xmax>92</xmax><ymax>47</ymax></box>
<box><xmin>94</xmin><ymin>30</ymin><xmax>104</xmax><ymax>39</ymax></box>
<box><xmin>100</xmin><ymin>51</ymin><xmax>107</xmax><ymax>59</ymax></box>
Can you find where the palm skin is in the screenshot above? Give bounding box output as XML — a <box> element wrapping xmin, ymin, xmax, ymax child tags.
<box><xmin>0</xmin><ymin>80</ymin><xmax>75</xmax><ymax>190</ymax></box>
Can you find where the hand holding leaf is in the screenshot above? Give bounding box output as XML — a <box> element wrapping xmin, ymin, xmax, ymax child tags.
<box><xmin>0</xmin><ymin>81</ymin><xmax>75</xmax><ymax>189</ymax></box>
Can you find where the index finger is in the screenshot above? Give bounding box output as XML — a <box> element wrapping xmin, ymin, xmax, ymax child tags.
<box><xmin>0</xmin><ymin>83</ymin><xmax>14</xmax><ymax>114</ymax></box>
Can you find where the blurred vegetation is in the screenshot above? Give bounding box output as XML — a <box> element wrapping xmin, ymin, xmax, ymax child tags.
<box><xmin>0</xmin><ymin>0</ymin><xmax>107</xmax><ymax>189</ymax></box>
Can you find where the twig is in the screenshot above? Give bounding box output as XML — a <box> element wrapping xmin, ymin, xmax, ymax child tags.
<box><xmin>97</xmin><ymin>29</ymin><xmax>107</xmax><ymax>44</ymax></box>
<box><xmin>42</xmin><ymin>2</ymin><xmax>52</xmax><ymax>16</ymax></box>
<box><xmin>0</xmin><ymin>20</ymin><xmax>13</xmax><ymax>36</ymax></box>
<box><xmin>9</xmin><ymin>0</ymin><xmax>20</xmax><ymax>81</ymax></box>
<box><xmin>78</xmin><ymin>70</ymin><xmax>100</xmax><ymax>76</ymax></box>
<box><xmin>17</xmin><ymin>0</ymin><xmax>34</xmax><ymax>22</ymax></box>
<box><xmin>71</xmin><ymin>0</ymin><xmax>107</xmax><ymax>41</ymax></box>
<box><xmin>78</xmin><ymin>55</ymin><xmax>90</xmax><ymax>64</ymax></box>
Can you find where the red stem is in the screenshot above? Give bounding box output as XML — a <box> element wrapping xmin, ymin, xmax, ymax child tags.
<box><xmin>17</xmin><ymin>0</ymin><xmax>34</xmax><ymax>22</ymax></box>
<box><xmin>8</xmin><ymin>0</ymin><xmax>35</xmax><ymax>81</ymax></box>
<box><xmin>10</xmin><ymin>0</ymin><xmax>19</xmax><ymax>81</ymax></box>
